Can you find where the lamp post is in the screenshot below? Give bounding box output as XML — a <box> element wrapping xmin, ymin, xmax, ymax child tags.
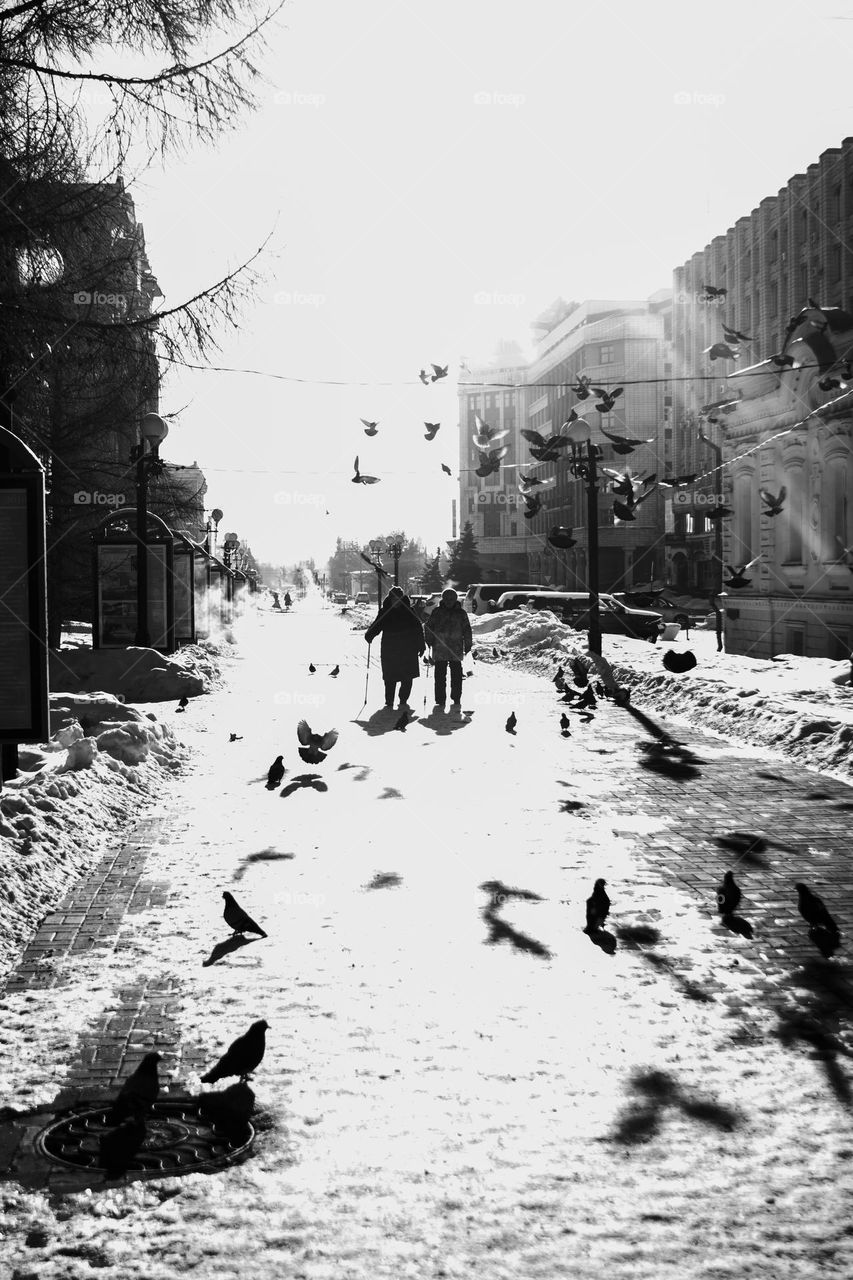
<box><xmin>698</xmin><ymin>426</ymin><xmax>724</xmax><ymax>652</ymax></box>
<box><xmin>564</xmin><ymin>419</ymin><xmax>603</xmax><ymax>655</ymax></box>
<box><xmin>367</xmin><ymin>540</ymin><xmax>386</xmax><ymax>608</ymax></box>
<box><xmin>132</xmin><ymin>412</ymin><xmax>169</xmax><ymax>648</ymax></box>
<box><xmin>386</xmin><ymin>542</ymin><xmax>402</xmax><ymax>586</ymax></box>
<box><xmin>205</xmin><ymin>507</ymin><xmax>223</xmax><ymax>556</ymax></box>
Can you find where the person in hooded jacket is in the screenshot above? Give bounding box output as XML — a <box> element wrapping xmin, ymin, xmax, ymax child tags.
<box><xmin>364</xmin><ymin>586</ymin><xmax>425</xmax><ymax>709</ymax></box>
<box><xmin>424</xmin><ymin>587</ymin><xmax>472</xmax><ymax>707</ymax></box>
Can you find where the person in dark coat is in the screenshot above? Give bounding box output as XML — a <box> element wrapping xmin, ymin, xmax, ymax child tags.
<box><xmin>364</xmin><ymin>587</ymin><xmax>425</xmax><ymax>709</ymax></box>
<box><xmin>424</xmin><ymin>587</ymin><xmax>472</xmax><ymax>707</ymax></box>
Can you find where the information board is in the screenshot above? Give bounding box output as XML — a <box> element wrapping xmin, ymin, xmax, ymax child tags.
<box><xmin>0</xmin><ymin>478</ymin><xmax>49</xmax><ymax>742</ymax></box>
<box><xmin>96</xmin><ymin>543</ymin><xmax>170</xmax><ymax>649</ymax></box>
<box><xmin>173</xmin><ymin>548</ymin><xmax>195</xmax><ymax>642</ymax></box>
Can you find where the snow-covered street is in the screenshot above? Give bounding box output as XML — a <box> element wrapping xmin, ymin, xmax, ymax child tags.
<box><xmin>2</xmin><ymin>596</ymin><xmax>853</xmax><ymax>1279</ymax></box>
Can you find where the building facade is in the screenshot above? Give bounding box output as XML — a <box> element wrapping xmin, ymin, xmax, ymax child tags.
<box><xmin>671</xmin><ymin>137</ymin><xmax>853</xmax><ymax>596</ymax></box>
<box><xmin>711</xmin><ymin>309</ymin><xmax>853</xmax><ymax>659</ymax></box>
<box><xmin>456</xmin><ymin>298</ymin><xmax>673</xmax><ymax>591</ymax></box>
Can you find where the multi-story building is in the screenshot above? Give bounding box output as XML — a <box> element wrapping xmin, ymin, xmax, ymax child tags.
<box><xmin>457</xmin><ymin>298</ymin><xmax>673</xmax><ymax>590</ymax></box>
<box><xmin>671</xmin><ymin>137</ymin><xmax>853</xmax><ymax>596</ymax></box>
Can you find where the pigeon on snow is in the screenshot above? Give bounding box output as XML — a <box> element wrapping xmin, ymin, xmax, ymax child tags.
<box><xmin>201</xmin><ymin>1020</ymin><xmax>269</xmax><ymax>1084</ymax></box>
<box><xmin>222</xmin><ymin>891</ymin><xmax>267</xmax><ymax>938</ymax></box>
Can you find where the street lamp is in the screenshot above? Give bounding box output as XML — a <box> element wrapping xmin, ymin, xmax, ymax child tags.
<box><xmin>132</xmin><ymin>411</ymin><xmax>169</xmax><ymax>647</ymax></box>
<box><xmin>205</xmin><ymin>507</ymin><xmax>223</xmax><ymax>556</ymax></box>
<box><xmin>563</xmin><ymin>416</ymin><xmax>603</xmax><ymax>655</ymax></box>
<box><xmin>697</xmin><ymin>425</ymin><xmax>724</xmax><ymax>652</ymax></box>
<box><xmin>385</xmin><ymin>542</ymin><xmax>403</xmax><ymax>586</ymax></box>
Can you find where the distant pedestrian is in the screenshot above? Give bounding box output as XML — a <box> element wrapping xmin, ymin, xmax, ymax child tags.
<box><xmin>283</xmin><ymin>592</ymin><xmax>292</xmax><ymax>610</ymax></box>
<box><xmin>271</xmin><ymin>592</ymin><xmax>282</xmax><ymax>610</ymax></box>
<box><xmin>364</xmin><ymin>586</ymin><xmax>425</xmax><ymax>710</ymax></box>
<box><xmin>425</xmin><ymin>587</ymin><xmax>472</xmax><ymax>708</ymax></box>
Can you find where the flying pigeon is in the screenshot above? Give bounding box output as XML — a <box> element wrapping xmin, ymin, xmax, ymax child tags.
<box><xmin>523</xmin><ymin>493</ymin><xmax>542</xmax><ymax>520</ymax></box>
<box><xmin>266</xmin><ymin>755</ymin><xmax>285</xmax><ymax>789</ymax></box>
<box><xmin>222</xmin><ymin>891</ymin><xmax>267</xmax><ymax>938</ymax></box>
<box><xmin>518</xmin><ymin>474</ymin><xmax>556</xmax><ymax>494</ymax></box>
<box><xmin>431</xmin><ymin>363</ymin><xmax>449</xmax><ymax>382</ymax></box>
<box><xmin>571</xmin><ymin>375</ymin><xmax>592</xmax><ymax>399</ymax></box>
<box><xmin>475</xmin><ymin>447</ymin><xmax>508</xmax><ymax>478</ymax></box>
<box><xmin>505</xmin><ymin>712</ymin><xmax>517</xmax><ymax>734</ymax></box>
<box><xmin>716</xmin><ymin>871</ymin><xmax>742</xmax><ymax>916</ymax></box>
<box><xmin>660</xmin><ymin>473</ymin><xmax>699</xmax><ymax>487</ymax></box>
<box><xmin>759</xmin><ymin>486</ymin><xmax>786</xmax><ymax>516</ymax></box>
<box><xmin>473</xmin><ymin>414</ymin><xmax>509</xmax><ymax>448</ymax></box>
<box><xmin>560</xmin><ymin>713</ymin><xmax>571</xmax><ymax>736</ymax></box>
<box><xmin>770</xmin><ymin>352</ymin><xmax>795</xmax><ymax>368</ymax></box>
<box><xmin>585</xmin><ymin>879</ymin><xmax>610</xmax><ymax>932</ymax></box>
<box><xmin>722</xmin><ymin>325</ymin><xmax>753</xmax><ymax>343</ymax></box>
<box><xmin>329</xmin><ymin>664</ymin><xmax>340</xmax><ymax>677</ymax></box>
<box><xmin>441</xmin><ymin>463</ymin><xmax>452</xmax><ymax>476</ymax></box>
<box><xmin>361</xmin><ymin>419</ymin><xmax>379</xmax><ymax>436</ymax></box>
<box><xmin>424</xmin><ymin>422</ymin><xmax>440</xmax><ymax>440</ymax></box>
<box><xmin>704</xmin><ymin>342</ymin><xmax>740</xmax><ymax>361</ymax></box>
<box><xmin>201</xmin><ymin>1020</ymin><xmax>268</xmax><ymax>1084</ymax></box>
<box><xmin>352</xmin><ymin>456</ymin><xmax>380</xmax><ymax>485</ymax></box>
<box><xmin>663</xmin><ymin>650</ymin><xmax>697</xmax><ymax>674</ymax></box>
<box><xmin>176</xmin><ymin>696</ymin><xmax>189</xmax><ymax>712</ymax></box>
<box><xmin>818</xmin><ymin>375</ymin><xmax>848</xmax><ymax>391</ymax></box>
<box><xmin>600</xmin><ymin>427</ymin><xmax>655</xmax><ymax>455</ymax></box>
<box><xmin>229</xmin><ymin>733</ymin><xmax>243</xmax><ymax>742</ymax></box>
<box><xmin>297</xmin><ymin>720</ymin><xmax>339</xmax><ymax>764</ymax></box>
<box><xmin>700</xmin><ymin>283</ymin><xmax>727</xmax><ymax>298</ymax></box>
<box><xmin>308</xmin><ymin>663</ymin><xmax>316</xmax><ymax>673</ymax></box>
<box><xmin>394</xmin><ymin>711</ymin><xmax>409</xmax><ymax>732</ymax></box>
<box><xmin>593</xmin><ymin>386</ymin><xmax>624</xmax><ymax>413</ymax></box>
<box><xmin>613</xmin><ymin>485</ymin><xmax>657</xmax><ymax>522</ymax></box>
<box><xmin>110</xmin><ymin>1052</ymin><xmax>161</xmax><ymax>1124</ymax></box>
<box><xmin>705</xmin><ymin>505</ymin><xmax>733</xmax><ymax>523</ymax></box>
<box><xmin>419</xmin><ymin>369</ymin><xmax>431</xmax><ymax>385</ymax></box>
<box><xmin>721</xmin><ymin>554</ymin><xmax>761</xmax><ymax>589</ymax></box>
<box><xmin>547</xmin><ymin>526</ymin><xmax>576</xmax><ymax>549</ymax></box>
<box><xmin>520</xmin><ymin>428</ymin><xmax>573</xmax><ymax>461</ymax></box>
<box><xmin>795</xmin><ymin>883</ymin><xmax>841</xmax><ymax>941</ymax></box>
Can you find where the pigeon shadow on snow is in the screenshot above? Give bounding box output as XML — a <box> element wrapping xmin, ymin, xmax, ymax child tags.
<box><xmin>719</xmin><ymin>912</ymin><xmax>754</xmax><ymax>940</ymax></box>
<box><xmin>642</xmin><ymin>951</ymin><xmax>716</xmax><ymax>1004</ymax></box>
<box><xmin>280</xmin><ymin>773</ymin><xmax>328</xmax><ymax>796</ymax></box>
<box><xmin>616</xmin><ymin>923</ymin><xmax>661</xmax><ymax>948</ymax></box>
<box><xmin>585</xmin><ymin>927</ymin><xmax>617</xmax><ymax>955</ymax></box>
<box><xmin>711</xmin><ymin>832</ymin><xmax>771</xmax><ymax>869</ymax></box>
<box><xmin>559</xmin><ymin>799</ymin><xmax>588</xmax><ymax>814</ymax></box>
<box><xmin>609</xmin><ymin>1068</ymin><xmax>739</xmax><ymax>1145</ymax></box>
<box><xmin>202</xmin><ymin>935</ymin><xmax>255</xmax><ymax>967</ymax></box>
<box><xmin>774</xmin><ymin>960</ymin><xmax>853</xmax><ymax>1111</ymax></box>
<box><xmin>365</xmin><ymin>872</ymin><xmax>402</xmax><ymax>890</ymax></box>
<box><xmin>377</xmin><ymin>787</ymin><xmax>403</xmax><ymax>800</ymax></box>
<box><xmin>754</xmin><ymin>769</ymin><xmax>794</xmax><ymax>785</ymax></box>
<box><xmin>479</xmin><ymin>880</ymin><xmax>551</xmax><ymax>959</ymax></box>
<box><xmin>624</xmin><ymin>706</ymin><xmax>704</xmax><ymax>780</ymax></box>
<box><xmin>337</xmin><ymin>762</ymin><xmax>372</xmax><ymax>781</ymax></box>
<box><xmin>232</xmin><ymin>849</ymin><xmax>295</xmax><ymax>882</ymax></box>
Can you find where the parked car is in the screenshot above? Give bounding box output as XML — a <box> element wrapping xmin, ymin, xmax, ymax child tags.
<box><xmin>496</xmin><ymin>591</ymin><xmax>588</xmax><ymax>614</ymax></box>
<box><xmin>568</xmin><ymin>593</ymin><xmax>664</xmax><ymax>642</ymax></box>
<box><xmin>333</xmin><ymin>592</ymin><xmax>347</xmax><ymax>604</ymax></box>
<box><xmin>610</xmin><ymin>590</ymin><xmax>709</xmax><ymax>631</ymax></box>
<box><xmin>463</xmin><ymin>583</ymin><xmax>546</xmax><ymax>615</ymax></box>
<box><xmin>354</xmin><ymin>591</ymin><xmax>370</xmax><ymax>606</ymax></box>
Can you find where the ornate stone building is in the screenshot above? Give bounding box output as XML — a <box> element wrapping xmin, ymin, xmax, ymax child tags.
<box><xmin>715</xmin><ymin>306</ymin><xmax>853</xmax><ymax>658</ymax></box>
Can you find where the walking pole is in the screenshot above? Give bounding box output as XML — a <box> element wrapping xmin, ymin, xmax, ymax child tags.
<box><xmin>357</xmin><ymin>641</ymin><xmax>371</xmax><ymax>717</ymax></box>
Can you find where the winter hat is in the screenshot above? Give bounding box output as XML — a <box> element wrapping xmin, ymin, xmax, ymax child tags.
<box><xmin>441</xmin><ymin>588</ymin><xmax>458</xmax><ymax>604</ymax></box>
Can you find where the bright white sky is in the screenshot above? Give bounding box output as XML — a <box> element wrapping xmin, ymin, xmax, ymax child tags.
<box><xmin>129</xmin><ymin>0</ymin><xmax>853</xmax><ymax>567</ymax></box>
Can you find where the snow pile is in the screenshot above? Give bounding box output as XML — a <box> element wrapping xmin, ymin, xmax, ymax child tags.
<box><xmin>0</xmin><ymin>687</ymin><xmax>203</xmax><ymax>982</ymax></box>
<box><xmin>50</xmin><ymin>645</ymin><xmax>208</xmax><ymax>702</ymax></box>
<box><xmin>472</xmin><ymin>609</ymin><xmax>853</xmax><ymax>783</ymax></box>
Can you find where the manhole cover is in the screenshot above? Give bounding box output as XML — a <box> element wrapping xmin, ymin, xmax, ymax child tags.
<box><xmin>35</xmin><ymin>1099</ymin><xmax>254</xmax><ymax>1178</ymax></box>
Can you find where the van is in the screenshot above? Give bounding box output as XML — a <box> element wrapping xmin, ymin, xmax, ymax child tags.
<box><xmin>463</xmin><ymin>583</ymin><xmax>545</xmax><ymax>615</ymax></box>
<box><xmin>496</xmin><ymin>591</ymin><xmax>591</xmax><ymax>614</ymax></box>
<box><xmin>354</xmin><ymin>591</ymin><xmax>370</xmax><ymax>606</ymax></box>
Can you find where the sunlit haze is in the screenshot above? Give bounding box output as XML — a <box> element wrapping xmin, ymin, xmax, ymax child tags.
<box><xmin>132</xmin><ymin>0</ymin><xmax>853</xmax><ymax>565</ymax></box>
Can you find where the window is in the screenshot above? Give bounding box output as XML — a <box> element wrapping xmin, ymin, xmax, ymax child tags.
<box><xmin>831</xmin><ymin>245</ymin><xmax>842</xmax><ymax>280</ymax></box>
<box><xmin>744</xmin><ymin>249</ymin><xmax>752</xmax><ymax>278</ymax></box>
<box><xmin>800</xmin><ymin>209</ymin><xmax>808</xmax><ymax>243</ymax></box>
<box><xmin>831</xmin><ymin>185</ymin><xmax>841</xmax><ymax>222</ymax></box>
<box><xmin>483</xmin><ymin>506</ymin><xmax>501</xmax><ymax>537</ymax></box>
<box><xmin>510</xmin><ymin>521</ymin><xmax>517</xmax><ymax>537</ymax></box>
<box><xmin>824</xmin><ymin>456</ymin><xmax>850</xmax><ymax>556</ymax></box>
<box><xmin>743</xmin><ymin>296</ymin><xmax>751</xmax><ymax>327</ymax></box>
<box><xmin>769</xmin><ymin>229</ymin><xmax>779</xmax><ymax>262</ymax></box>
<box><xmin>600</xmin><ymin>344</ymin><xmax>615</xmax><ymax>364</ymax></box>
<box><xmin>770</xmin><ymin>282</ymin><xmax>778</xmax><ymax>316</ymax></box>
<box><xmin>786</xmin><ymin>627</ymin><xmax>805</xmax><ymax>656</ymax></box>
<box><xmin>733</xmin><ymin>472</ymin><xmax>753</xmax><ymax>562</ymax></box>
<box><xmin>799</xmin><ymin>263</ymin><xmax>809</xmax><ymax>301</ymax></box>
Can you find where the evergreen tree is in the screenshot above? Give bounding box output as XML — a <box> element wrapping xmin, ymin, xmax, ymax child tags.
<box><xmin>447</xmin><ymin>521</ymin><xmax>480</xmax><ymax>589</ymax></box>
<box><xmin>421</xmin><ymin>552</ymin><xmax>444</xmax><ymax>592</ymax></box>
